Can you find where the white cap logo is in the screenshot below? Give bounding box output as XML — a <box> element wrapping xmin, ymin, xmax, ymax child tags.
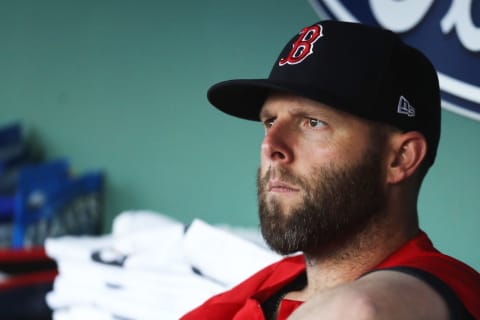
<box><xmin>397</xmin><ymin>95</ymin><xmax>416</xmax><ymax>117</ymax></box>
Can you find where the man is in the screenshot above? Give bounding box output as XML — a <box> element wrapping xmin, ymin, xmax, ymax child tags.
<box><xmin>181</xmin><ymin>20</ymin><xmax>480</xmax><ymax>319</ymax></box>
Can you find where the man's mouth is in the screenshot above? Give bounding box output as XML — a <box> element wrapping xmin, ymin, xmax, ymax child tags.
<box><xmin>268</xmin><ymin>180</ymin><xmax>300</xmax><ymax>193</ymax></box>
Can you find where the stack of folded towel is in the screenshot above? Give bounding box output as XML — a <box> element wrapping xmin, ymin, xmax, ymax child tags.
<box><xmin>45</xmin><ymin>211</ymin><xmax>280</xmax><ymax>320</ymax></box>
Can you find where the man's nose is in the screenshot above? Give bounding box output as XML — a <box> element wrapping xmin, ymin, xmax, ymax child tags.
<box><xmin>261</xmin><ymin>122</ymin><xmax>294</xmax><ymax>164</ymax></box>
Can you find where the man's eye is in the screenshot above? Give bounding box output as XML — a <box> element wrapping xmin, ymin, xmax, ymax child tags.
<box><xmin>308</xmin><ymin>118</ymin><xmax>325</xmax><ymax>128</ymax></box>
<box><xmin>263</xmin><ymin>118</ymin><xmax>275</xmax><ymax>128</ymax></box>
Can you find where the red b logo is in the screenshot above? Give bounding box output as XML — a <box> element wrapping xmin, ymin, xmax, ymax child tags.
<box><xmin>279</xmin><ymin>25</ymin><xmax>323</xmax><ymax>66</ymax></box>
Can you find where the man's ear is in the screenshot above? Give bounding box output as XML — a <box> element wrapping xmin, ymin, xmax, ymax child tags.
<box><xmin>387</xmin><ymin>131</ymin><xmax>427</xmax><ymax>184</ymax></box>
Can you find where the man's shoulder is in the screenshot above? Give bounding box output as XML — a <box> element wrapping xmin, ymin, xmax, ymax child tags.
<box><xmin>376</xmin><ymin>231</ymin><xmax>479</xmax><ymax>277</ymax></box>
<box><xmin>374</xmin><ymin>231</ymin><xmax>480</xmax><ymax>318</ymax></box>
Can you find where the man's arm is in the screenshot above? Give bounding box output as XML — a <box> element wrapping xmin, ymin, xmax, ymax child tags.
<box><xmin>288</xmin><ymin>270</ymin><xmax>449</xmax><ymax>320</ymax></box>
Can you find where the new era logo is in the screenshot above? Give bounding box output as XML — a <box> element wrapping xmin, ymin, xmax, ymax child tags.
<box><xmin>397</xmin><ymin>96</ymin><xmax>416</xmax><ymax>117</ymax></box>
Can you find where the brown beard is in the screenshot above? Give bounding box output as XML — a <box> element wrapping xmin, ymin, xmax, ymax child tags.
<box><xmin>257</xmin><ymin>141</ymin><xmax>387</xmax><ymax>257</ymax></box>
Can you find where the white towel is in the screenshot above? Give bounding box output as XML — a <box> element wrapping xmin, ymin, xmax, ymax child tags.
<box><xmin>45</xmin><ymin>235</ymin><xmax>113</xmax><ymax>262</ymax></box>
<box><xmin>183</xmin><ymin>219</ymin><xmax>281</xmax><ymax>287</ymax></box>
<box><xmin>112</xmin><ymin>209</ymin><xmax>182</xmax><ymax>236</ymax></box>
<box><xmin>46</xmin><ymin>211</ymin><xmax>188</xmax><ymax>272</ymax></box>
<box><xmin>52</xmin><ymin>305</ymin><xmax>113</xmax><ymax>320</ymax></box>
<box><xmin>48</xmin><ymin>265</ymin><xmax>224</xmax><ymax>319</ymax></box>
<box><xmin>46</xmin><ymin>211</ymin><xmax>279</xmax><ymax>319</ymax></box>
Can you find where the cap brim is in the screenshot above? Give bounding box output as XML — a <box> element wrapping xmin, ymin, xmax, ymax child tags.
<box><xmin>207</xmin><ymin>79</ymin><xmax>310</xmax><ymax>121</ymax></box>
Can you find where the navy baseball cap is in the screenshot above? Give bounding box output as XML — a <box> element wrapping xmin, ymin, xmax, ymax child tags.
<box><xmin>207</xmin><ymin>20</ymin><xmax>441</xmax><ymax>166</ymax></box>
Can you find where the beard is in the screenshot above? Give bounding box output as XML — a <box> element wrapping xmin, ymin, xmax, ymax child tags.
<box><xmin>257</xmin><ymin>143</ymin><xmax>387</xmax><ymax>257</ymax></box>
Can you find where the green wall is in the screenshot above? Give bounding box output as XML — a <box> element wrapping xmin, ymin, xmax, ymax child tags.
<box><xmin>1</xmin><ymin>1</ymin><xmax>479</xmax><ymax>271</ymax></box>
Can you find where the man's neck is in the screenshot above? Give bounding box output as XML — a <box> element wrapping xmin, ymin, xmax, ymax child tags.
<box><xmin>285</xmin><ymin>220</ymin><xmax>419</xmax><ymax>302</ymax></box>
